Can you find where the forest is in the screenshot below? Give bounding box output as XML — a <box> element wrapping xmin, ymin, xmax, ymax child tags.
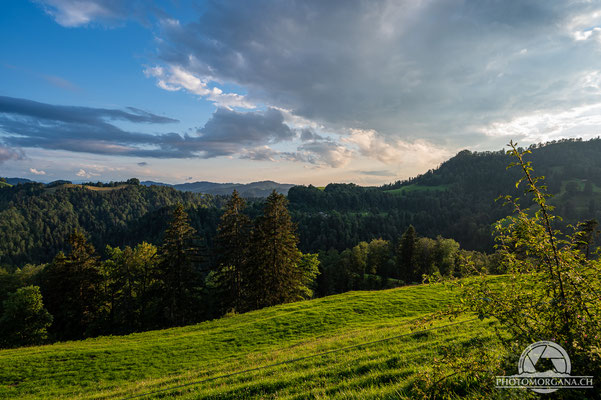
<box><xmin>1</xmin><ymin>138</ymin><xmax>601</xmax><ymax>348</ymax></box>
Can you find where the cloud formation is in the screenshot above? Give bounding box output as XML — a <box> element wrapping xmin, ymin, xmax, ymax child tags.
<box><xmin>151</xmin><ymin>0</ymin><xmax>601</xmax><ymax>146</ymax></box>
<box><xmin>27</xmin><ymin>0</ymin><xmax>601</xmax><ymax>181</ymax></box>
<box><xmin>0</xmin><ymin>96</ymin><xmax>329</xmax><ymax>162</ymax></box>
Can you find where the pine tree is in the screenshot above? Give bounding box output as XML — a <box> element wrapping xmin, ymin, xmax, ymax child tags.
<box><xmin>397</xmin><ymin>225</ymin><xmax>417</xmax><ymax>283</ymax></box>
<box><xmin>41</xmin><ymin>230</ymin><xmax>103</xmax><ymax>339</ymax></box>
<box><xmin>247</xmin><ymin>191</ymin><xmax>302</xmax><ymax>310</ymax></box>
<box><xmin>158</xmin><ymin>204</ymin><xmax>202</xmax><ymax>326</ymax></box>
<box><xmin>214</xmin><ymin>190</ymin><xmax>251</xmax><ymax>313</ymax></box>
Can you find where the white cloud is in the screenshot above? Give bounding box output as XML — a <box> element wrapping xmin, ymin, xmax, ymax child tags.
<box><xmin>344</xmin><ymin>129</ymin><xmax>451</xmax><ymax>167</ymax></box>
<box><xmin>35</xmin><ymin>0</ymin><xmax>115</xmax><ymax>27</ymax></box>
<box><xmin>29</xmin><ymin>168</ymin><xmax>46</xmax><ymax>175</ymax></box>
<box><xmin>144</xmin><ymin>64</ymin><xmax>255</xmax><ymax>109</ymax></box>
<box><xmin>567</xmin><ymin>7</ymin><xmax>601</xmax><ymax>42</ymax></box>
<box><xmin>75</xmin><ymin>168</ymin><xmax>100</xmax><ymax>178</ymax></box>
<box><xmin>481</xmin><ymin>102</ymin><xmax>601</xmax><ymax>143</ymax></box>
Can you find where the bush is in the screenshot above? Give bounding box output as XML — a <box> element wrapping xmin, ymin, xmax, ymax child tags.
<box><xmin>0</xmin><ymin>286</ymin><xmax>53</xmax><ymax>348</ymax></box>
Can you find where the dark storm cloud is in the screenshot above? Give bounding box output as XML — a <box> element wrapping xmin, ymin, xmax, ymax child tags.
<box><xmin>0</xmin><ymin>96</ymin><xmax>297</xmax><ymax>159</ymax></box>
<box><xmin>154</xmin><ymin>0</ymin><xmax>601</xmax><ymax>146</ymax></box>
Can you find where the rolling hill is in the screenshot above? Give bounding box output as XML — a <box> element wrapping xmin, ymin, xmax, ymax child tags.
<box><xmin>142</xmin><ymin>180</ymin><xmax>295</xmax><ymax>197</ymax></box>
<box><xmin>0</xmin><ymin>281</ymin><xmax>499</xmax><ymax>399</ymax></box>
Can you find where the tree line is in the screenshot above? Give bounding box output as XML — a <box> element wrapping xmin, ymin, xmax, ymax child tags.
<box><xmin>0</xmin><ymin>191</ymin><xmax>317</xmax><ymax>348</ymax></box>
<box><xmin>315</xmin><ymin>225</ymin><xmax>499</xmax><ymax>296</ymax></box>
<box><xmin>4</xmin><ymin>139</ymin><xmax>601</xmax><ymax>271</ymax></box>
<box><xmin>0</xmin><ymin>189</ymin><xmax>503</xmax><ymax>349</ymax></box>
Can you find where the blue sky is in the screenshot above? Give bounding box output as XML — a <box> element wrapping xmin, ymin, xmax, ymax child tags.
<box><xmin>2</xmin><ymin>1</ymin><xmax>601</xmax><ymax>184</ymax></box>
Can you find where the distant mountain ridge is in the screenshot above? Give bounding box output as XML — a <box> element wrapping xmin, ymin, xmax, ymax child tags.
<box><xmin>1</xmin><ymin>177</ymin><xmax>294</xmax><ymax>197</ymax></box>
<box><xmin>141</xmin><ymin>180</ymin><xmax>295</xmax><ymax>197</ymax></box>
<box><xmin>3</xmin><ymin>177</ymin><xmax>35</xmax><ymax>185</ymax></box>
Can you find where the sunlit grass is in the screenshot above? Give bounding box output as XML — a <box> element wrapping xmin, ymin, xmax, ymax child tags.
<box><xmin>0</xmin><ymin>282</ymin><xmax>500</xmax><ymax>399</ymax></box>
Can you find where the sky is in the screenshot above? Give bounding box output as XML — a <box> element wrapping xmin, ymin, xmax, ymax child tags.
<box><xmin>2</xmin><ymin>1</ymin><xmax>601</xmax><ymax>185</ymax></box>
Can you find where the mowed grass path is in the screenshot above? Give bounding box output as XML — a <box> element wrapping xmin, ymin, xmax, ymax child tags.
<box><xmin>0</xmin><ymin>283</ymin><xmax>500</xmax><ymax>399</ymax></box>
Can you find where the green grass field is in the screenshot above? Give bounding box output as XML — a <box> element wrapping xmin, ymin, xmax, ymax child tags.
<box><xmin>0</xmin><ymin>282</ymin><xmax>501</xmax><ymax>399</ymax></box>
<box><xmin>385</xmin><ymin>184</ymin><xmax>452</xmax><ymax>195</ymax></box>
<box><xmin>45</xmin><ymin>184</ymin><xmax>131</xmax><ymax>193</ymax></box>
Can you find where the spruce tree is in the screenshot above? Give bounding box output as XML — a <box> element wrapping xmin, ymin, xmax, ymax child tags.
<box><xmin>397</xmin><ymin>225</ymin><xmax>417</xmax><ymax>283</ymax></box>
<box><xmin>214</xmin><ymin>190</ymin><xmax>251</xmax><ymax>313</ymax></box>
<box><xmin>41</xmin><ymin>230</ymin><xmax>103</xmax><ymax>339</ymax></box>
<box><xmin>158</xmin><ymin>204</ymin><xmax>202</xmax><ymax>326</ymax></box>
<box><xmin>247</xmin><ymin>191</ymin><xmax>302</xmax><ymax>310</ymax></box>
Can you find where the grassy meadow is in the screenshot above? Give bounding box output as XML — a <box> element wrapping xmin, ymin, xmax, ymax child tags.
<box><xmin>0</xmin><ymin>281</ymin><xmax>504</xmax><ymax>399</ymax></box>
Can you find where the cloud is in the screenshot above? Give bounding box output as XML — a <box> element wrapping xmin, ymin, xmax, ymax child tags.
<box><xmin>76</xmin><ymin>168</ymin><xmax>100</xmax><ymax>178</ymax></box>
<box><xmin>0</xmin><ymin>96</ymin><xmax>183</xmax><ymax>157</ymax></box>
<box><xmin>356</xmin><ymin>170</ymin><xmax>396</xmax><ymax>177</ymax></box>
<box><xmin>29</xmin><ymin>168</ymin><xmax>46</xmax><ymax>175</ymax></box>
<box><xmin>192</xmin><ymin>107</ymin><xmax>296</xmax><ymax>157</ymax></box>
<box><xmin>33</xmin><ymin>0</ymin><xmax>149</xmax><ymax>27</ymax></box>
<box><xmin>151</xmin><ymin>0</ymin><xmax>601</xmax><ymax>148</ymax></box>
<box><xmin>344</xmin><ymin>128</ymin><xmax>451</xmax><ymax>169</ymax></box>
<box><xmin>0</xmin><ymin>96</ymin><xmax>300</xmax><ymax>160</ymax></box>
<box><xmin>481</xmin><ymin>102</ymin><xmax>601</xmax><ymax>143</ymax></box>
<box><xmin>144</xmin><ymin>65</ymin><xmax>255</xmax><ymax>109</ymax></box>
<box><xmin>43</xmin><ymin>75</ymin><xmax>79</xmax><ymax>91</ymax></box>
<box><xmin>344</xmin><ymin>129</ymin><xmax>449</xmax><ymax>166</ymax></box>
<box><xmin>0</xmin><ymin>145</ymin><xmax>24</xmax><ymax>164</ymax></box>
<box><xmin>0</xmin><ymin>96</ymin><xmax>177</xmax><ymax>124</ymax></box>
<box><xmin>286</xmin><ymin>140</ymin><xmax>354</xmax><ymax>168</ymax></box>
<box><xmin>299</xmin><ymin>128</ymin><xmax>323</xmax><ymax>142</ymax></box>
<box><xmin>239</xmin><ymin>146</ymin><xmax>279</xmax><ymax>162</ymax></box>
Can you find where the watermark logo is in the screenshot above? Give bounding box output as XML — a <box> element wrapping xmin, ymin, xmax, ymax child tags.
<box><xmin>496</xmin><ymin>340</ymin><xmax>594</xmax><ymax>393</ymax></box>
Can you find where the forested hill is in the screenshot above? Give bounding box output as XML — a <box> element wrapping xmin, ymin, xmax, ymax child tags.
<box><xmin>2</xmin><ymin>138</ymin><xmax>601</xmax><ymax>269</ymax></box>
<box><xmin>289</xmin><ymin>138</ymin><xmax>601</xmax><ymax>252</ymax></box>
<box><xmin>0</xmin><ymin>183</ymin><xmax>224</xmax><ymax>268</ymax></box>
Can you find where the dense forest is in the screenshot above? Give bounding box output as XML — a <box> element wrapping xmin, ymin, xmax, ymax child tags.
<box><xmin>291</xmin><ymin>137</ymin><xmax>601</xmax><ymax>252</ymax></box>
<box><xmin>2</xmin><ymin>138</ymin><xmax>601</xmax><ymax>347</ymax></box>
<box><xmin>4</xmin><ymin>138</ymin><xmax>601</xmax><ymax>270</ymax></box>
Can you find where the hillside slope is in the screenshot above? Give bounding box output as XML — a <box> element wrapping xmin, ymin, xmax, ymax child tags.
<box><xmin>290</xmin><ymin>138</ymin><xmax>601</xmax><ymax>253</ymax></box>
<box><xmin>0</xmin><ymin>282</ymin><xmax>499</xmax><ymax>399</ymax></box>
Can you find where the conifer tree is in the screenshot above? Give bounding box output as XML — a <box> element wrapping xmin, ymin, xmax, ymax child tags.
<box><xmin>397</xmin><ymin>225</ymin><xmax>417</xmax><ymax>283</ymax></box>
<box><xmin>158</xmin><ymin>204</ymin><xmax>202</xmax><ymax>326</ymax></box>
<box><xmin>41</xmin><ymin>230</ymin><xmax>103</xmax><ymax>339</ymax></box>
<box><xmin>247</xmin><ymin>191</ymin><xmax>302</xmax><ymax>310</ymax></box>
<box><xmin>214</xmin><ymin>190</ymin><xmax>251</xmax><ymax>313</ymax></box>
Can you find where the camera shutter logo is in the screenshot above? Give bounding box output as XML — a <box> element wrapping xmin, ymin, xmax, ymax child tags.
<box><xmin>496</xmin><ymin>340</ymin><xmax>594</xmax><ymax>393</ymax></box>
